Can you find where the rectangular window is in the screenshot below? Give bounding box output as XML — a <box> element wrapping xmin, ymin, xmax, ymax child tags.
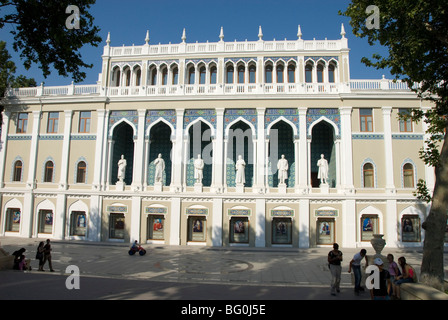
<box><xmin>361</xmin><ymin>215</ymin><xmax>379</xmax><ymax>241</ymax></box>
<box><xmin>38</xmin><ymin>210</ymin><xmax>53</xmax><ymax>234</ymax></box>
<box><xmin>317</xmin><ymin>218</ymin><xmax>335</xmax><ymax>245</ymax></box>
<box><xmin>109</xmin><ymin>213</ymin><xmax>125</xmax><ymax>239</ymax></box>
<box><xmin>5</xmin><ymin>208</ymin><xmax>21</xmax><ymax>232</ymax></box>
<box><xmin>230</xmin><ymin>217</ymin><xmax>249</xmax><ymax>244</ymax></box>
<box><xmin>360</xmin><ymin>108</ymin><xmax>373</xmax><ymax>132</ymax></box>
<box><xmin>17</xmin><ymin>113</ymin><xmax>28</xmax><ymax>133</ymax></box>
<box><xmin>79</xmin><ymin>111</ymin><xmax>91</xmax><ymax>133</ymax></box>
<box><xmin>272</xmin><ymin>218</ymin><xmax>292</xmax><ymax>244</ymax></box>
<box><xmin>70</xmin><ymin>211</ymin><xmax>87</xmax><ymax>236</ymax></box>
<box><xmin>47</xmin><ymin>112</ymin><xmax>59</xmax><ymax>133</ymax></box>
<box><xmin>147</xmin><ymin>215</ymin><xmax>165</xmax><ymax>240</ymax></box>
<box><xmin>399</xmin><ymin>109</ymin><xmax>413</xmax><ymax>132</ymax></box>
<box><xmin>188</xmin><ymin>216</ymin><xmax>206</xmax><ymax>242</ymax></box>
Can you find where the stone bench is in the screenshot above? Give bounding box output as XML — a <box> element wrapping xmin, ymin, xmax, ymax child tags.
<box><xmin>401</xmin><ymin>282</ymin><xmax>448</xmax><ymax>300</ymax></box>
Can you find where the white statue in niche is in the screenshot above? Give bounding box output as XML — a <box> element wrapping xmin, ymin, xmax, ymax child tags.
<box><xmin>117</xmin><ymin>154</ymin><xmax>127</xmax><ymax>183</ymax></box>
<box><xmin>194</xmin><ymin>154</ymin><xmax>204</xmax><ymax>184</ymax></box>
<box><xmin>317</xmin><ymin>154</ymin><xmax>329</xmax><ymax>185</ymax></box>
<box><xmin>154</xmin><ymin>153</ymin><xmax>165</xmax><ymax>184</ymax></box>
<box><xmin>277</xmin><ymin>154</ymin><xmax>289</xmax><ymax>185</ymax></box>
<box><xmin>235</xmin><ymin>155</ymin><xmax>246</xmax><ymax>185</ymax></box>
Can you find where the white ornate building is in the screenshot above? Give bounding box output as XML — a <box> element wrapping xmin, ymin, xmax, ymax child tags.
<box><xmin>1</xmin><ymin>26</ymin><xmax>441</xmax><ymax>248</ymax></box>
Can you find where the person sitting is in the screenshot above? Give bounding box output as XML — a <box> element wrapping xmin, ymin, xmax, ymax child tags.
<box><xmin>12</xmin><ymin>248</ymin><xmax>26</xmax><ymax>270</ymax></box>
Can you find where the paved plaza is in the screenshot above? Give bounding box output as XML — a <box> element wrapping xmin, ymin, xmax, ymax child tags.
<box><xmin>0</xmin><ymin>236</ymin><xmax>446</xmax><ymax>301</ymax></box>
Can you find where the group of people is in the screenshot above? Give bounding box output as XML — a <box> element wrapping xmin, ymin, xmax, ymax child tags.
<box><xmin>328</xmin><ymin>243</ymin><xmax>416</xmax><ymax>300</ymax></box>
<box><xmin>12</xmin><ymin>239</ymin><xmax>54</xmax><ymax>272</ymax></box>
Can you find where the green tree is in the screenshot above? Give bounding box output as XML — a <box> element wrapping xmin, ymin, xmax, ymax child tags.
<box><xmin>0</xmin><ymin>40</ymin><xmax>36</xmax><ymax>98</ymax></box>
<box><xmin>0</xmin><ymin>0</ymin><xmax>101</xmax><ymax>83</ymax></box>
<box><xmin>340</xmin><ymin>0</ymin><xmax>448</xmax><ymax>290</ymax></box>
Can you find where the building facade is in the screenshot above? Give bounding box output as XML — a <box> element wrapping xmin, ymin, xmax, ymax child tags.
<box><xmin>1</xmin><ymin>26</ymin><xmax>441</xmax><ymax>248</ymax></box>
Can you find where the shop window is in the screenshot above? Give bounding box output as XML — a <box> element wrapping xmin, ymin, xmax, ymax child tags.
<box><xmin>188</xmin><ymin>216</ymin><xmax>206</xmax><ymax>242</ymax></box>
<box><xmin>317</xmin><ymin>218</ymin><xmax>335</xmax><ymax>245</ymax></box>
<box><xmin>230</xmin><ymin>217</ymin><xmax>249</xmax><ymax>244</ymax></box>
<box><xmin>70</xmin><ymin>211</ymin><xmax>87</xmax><ymax>236</ymax></box>
<box><xmin>272</xmin><ymin>218</ymin><xmax>292</xmax><ymax>244</ymax></box>
<box><xmin>109</xmin><ymin>213</ymin><xmax>125</xmax><ymax>239</ymax></box>
<box><xmin>5</xmin><ymin>208</ymin><xmax>21</xmax><ymax>232</ymax></box>
<box><xmin>147</xmin><ymin>215</ymin><xmax>165</xmax><ymax>241</ymax></box>
<box><xmin>38</xmin><ymin>210</ymin><xmax>53</xmax><ymax>234</ymax></box>
<box><xmin>401</xmin><ymin>215</ymin><xmax>421</xmax><ymax>242</ymax></box>
<box><xmin>360</xmin><ymin>215</ymin><xmax>379</xmax><ymax>241</ymax></box>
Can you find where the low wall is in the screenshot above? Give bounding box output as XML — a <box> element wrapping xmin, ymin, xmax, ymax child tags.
<box><xmin>401</xmin><ymin>283</ymin><xmax>448</xmax><ymax>300</ymax></box>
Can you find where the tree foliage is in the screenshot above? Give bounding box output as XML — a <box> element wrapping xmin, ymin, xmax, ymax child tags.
<box><xmin>340</xmin><ymin>0</ymin><xmax>448</xmax><ymax>289</ymax></box>
<box><xmin>0</xmin><ymin>0</ymin><xmax>101</xmax><ymax>83</ymax></box>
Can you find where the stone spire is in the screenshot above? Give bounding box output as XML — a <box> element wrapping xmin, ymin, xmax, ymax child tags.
<box><xmin>219</xmin><ymin>26</ymin><xmax>224</xmax><ymax>42</ymax></box>
<box><xmin>340</xmin><ymin>23</ymin><xmax>346</xmax><ymax>39</ymax></box>
<box><xmin>258</xmin><ymin>26</ymin><xmax>263</xmax><ymax>40</ymax></box>
<box><xmin>181</xmin><ymin>28</ymin><xmax>186</xmax><ymax>43</ymax></box>
<box><xmin>106</xmin><ymin>32</ymin><xmax>111</xmax><ymax>46</ymax></box>
<box><xmin>297</xmin><ymin>25</ymin><xmax>302</xmax><ymax>40</ymax></box>
<box><xmin>145</xmin><ymin>30</ymin><xmax>150</xmax><ymax>44</ymax></box>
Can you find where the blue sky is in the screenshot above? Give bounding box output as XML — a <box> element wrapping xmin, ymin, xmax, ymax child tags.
<box><xmin>1</xmin><ymin>0</ymin><xmax>392</xmax><ymax>86</ymax></box>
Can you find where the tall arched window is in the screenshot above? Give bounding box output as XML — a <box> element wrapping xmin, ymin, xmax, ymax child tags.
<box><xmin>403</xmin><ymin>163</ymin><xmax>414</xmax><ymax>188</ymax></box>
<box><xmin>134</xmin><ymin>67</ymin><xmax>141</xmax><ymax>86</ymax></box>
<box><xmin>76</xmin><ymin>161</ymin><xmax>87</xmax><ymax>183</ymax></box>
<box><xmin>13</xmin><ymin>160</ymin><xmax>22</xmax><ymax>182</ymax></box>
<box><xmin>249</xmin><ymin>64</ymin><xmax>256</xmax><ymax>84</ymax></box>
<box><xmin>287</xmin><ymin>63</ymin><xmax>295</xmax><ymax>83</ymax></box>
<box><xmin>238</xmin><ymin>65</ymin><xmax>245</xmax><ymax>84</ymax></box>
<box><xmin>124</xmin><ymin>68</ymin><xmax>131</xmax><ymax>86</ymax></box>
<box><xmin>209</xmin><ymin>65</ymin><xmax>217</xmax><ymax>84</ymax></box>
<box><xmin>363</xmin><ymin>163</ymin><xmax>374</xmax><ymax>188</ymax></box>
<box><xmin>187</xmin><ymin>66</ymin><xmax>195</xmax><ymax>84</ymax></box>
<box><xmin>112</xmin><ymin>67</ymin><xmax>121</xmax><ymax>87</ymax></box>
<box><xmin>171</xmin><ymin>66</ymin><xmax>179</xmax><ymax>85</ymax></box>
<box><xmin>265</xmin><ymin>64</ymin><xmax>273</xmax><ymax>83</ymax></box>
<box><xmin>149</xmin><ymin>66</ymin><xmax>157</xmax><ymax>85</ymax></box>
<box><xmin>328</xmin><ymin>63</ymin><xmax>336</xmax><ymax>83</ymax></box>
<box><xmin>276</xmin><ymin>64</ymin><xmax>284</xmax><ymax>83</ymax></box>
<box><xmin>305</xmin><ymin>63</ymin><xmax>313</xmax><ymax>83</ymax></box>
<box><xmin>44</xmin><ymin>161</ymin><xmax>54</xmax><ymax>183</ymax></box>
<box><xmin>199</xmin><ymin>66</ymin><xmax>206</xmax><ymax>84</ymax></box>
<box><xmin>317</xmin><ymin>64</ymin><xmax>324</xmax><ymax>83</ymax></box>
<box><xmin>226</xmin><ymin>65</ymin><xmax>234</xmax><ymax>84</ymax></box>
<box><xmin>161</xmin><ymin>66</ymin><xmax>168</xmax><ymax>85</ymax></box>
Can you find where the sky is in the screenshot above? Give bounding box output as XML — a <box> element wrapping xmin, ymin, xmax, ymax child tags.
<box><xmin>0</xmin><ymin>0</ymin><xmax>392</xmax><ymax>86</ymax></box>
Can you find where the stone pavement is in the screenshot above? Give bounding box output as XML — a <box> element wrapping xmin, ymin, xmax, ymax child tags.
<box><xmin>0</xmin><ymin>236</ymin><xmax>446</xmax><ymax>301</ymax></box>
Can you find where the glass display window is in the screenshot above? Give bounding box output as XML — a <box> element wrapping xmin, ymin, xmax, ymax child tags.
<box><xmin>109</xmin><ymin>213</ymin><xmax>125</xmax><ymax>239</ymax></box>
<box><xmin>401</xmin><ymin>215</ymin><xmax>421</xmax><ymax>242</ymax></box>
<box><xmin>147</xmin><ymin>215</ymin><xmax>165</xmax><ymax>240</ymax></box>
<box><xmin>272</xmin><ymin>218</ymin><xmax>292</xmax><ymax>244</ymax></box>
<box><xmin>230</xmin><ymin>217</ymin><xmax>249</xmax><ymax>244</ymax></box>
<box><xmin>5</xmin><ymin>208</ymin><xmax>21</xmax><ymax>232</ymax></box>
<box><xmin>317</xmin><ymin>218</ymin><xmax>335</xmax><ymax>245</ymax></box>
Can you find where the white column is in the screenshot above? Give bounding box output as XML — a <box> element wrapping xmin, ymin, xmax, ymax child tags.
<box><xmin>342</xmin><ymin>199</ymin><xmax>356</xmax><ymax>247</ymax></box>
<box><xmin>88</xmin><ymin>195</ymin><xmax>102</xmax><ymax>242</ymax></box>
<box><xmin>130</xmin><ymin>196</ymin><xmax>141</xmax><ymax>243</ymax></box>
<box><xmin>92</xmin><ymin>109</ymin><xmax>106</xmax><ymax>191</ymax></box>
<box><xmin>172</xmin><ymin>109</ymin><xmax>184</xmax><ymax>191</ymax></box>
<box><xmin>132</xmin><ymin>109</ymin><xmax>146</xmax><ymax>190</ymax></box>
<box><xmin>382</xmin><ymin>106</ymin><xmax>395</xmax><ymax>193</ymax></box>
<box><xmin>385</xmin><ymin>199</ymin><xmax>398</xmax><ymax>247</ymax></box>
<box><xmin>298</xmin><ymin>199</ymin><xmax>310</xmax><ymax>248</ymax></box>
<box><xmin>297</xmin><ymin>107</ymin><xmax>308</xmax><ymax>193</ymax></box>
<box><xmin>21</xmin><ymin>192</ymin><xmax>34</xmax><ymax>238</ymax></box>
<box><xmin>0</xmin><ymin>111</ymin><xmax>10</xmax><ymax>188</ymax></box>
<box><xmin>256</xmin><ymin>107</ymin><xmax>266</xmax><ymax>193</ymax></box>
<box><xmin>100</xmin><ymin>111</ymin><xmax>110</xmax><ymax>190</ymax></box>
<box><xmin>27</xmin><ymin>110</ymin><xmax>41</xmax><ymax>189</ymax></box>
<box><xmin>169</xmin><ymin>197</ymin><xmax>181</xmax><ymax>245</ymax></box>
<box><xmin>212</xmin><ymin>198</ymin><xmax>223</xmax><ymax>247</ymax></box>
<box><xmin>255</xmin><ymin>198</ymin><xmax>266</xmax><ymax>247</ymax></box>
<box><xmin>212</xmin><ymin>108</ymin><xmax>224</xmax><ymax>192</ymax></box>
<box><xmin>59</xmin><ymin>110</ymin><xmax>73</xmax><ymax>190</ymax></box>
<box><xmin>339</xmin><ymin>107</ymin><xmax>354</xmax><ymax>193</ymax></box>
<box><xmin>54</xmin><ymin>194</ymin><xmax>66</xmax><ymax>239</ymax></box>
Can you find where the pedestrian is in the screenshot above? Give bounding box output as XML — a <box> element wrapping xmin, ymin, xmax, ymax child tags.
<box><xmin>369</xmin><ymin>257</ymin><xmax>391</xmax><ymax>300</ymax></box>
<box><xmin>12</xmin><ymin>248</ymin><xmax>26</xmax><ymax>270</ymax></box>
<box><xmin>348</xmin><ymin>248</ymin><xmax>368</xmax><ymax>295</ymax></box>
<box><xmin>327</xmin><ymin>243</ymin><xmax>343</xmax><ymax>296</ymax></box>
<box><xmin>386</xmin><ymin>253</ymin><xmax>400</xmax><ymax>299</ymax></box>
<box><xmin>394</xmin><ymin>256</ymin><xmax>415</xmax><ymax>300</ymax></box>
<box><xmin>42</xmin><ymin>239</ymin><xmax>55</xmax><ymax>272</ymax></box>
<box><xmin>36</xmin><ymin>241</ymin><xmax>45</xmax><ymax>271</ymax></box>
